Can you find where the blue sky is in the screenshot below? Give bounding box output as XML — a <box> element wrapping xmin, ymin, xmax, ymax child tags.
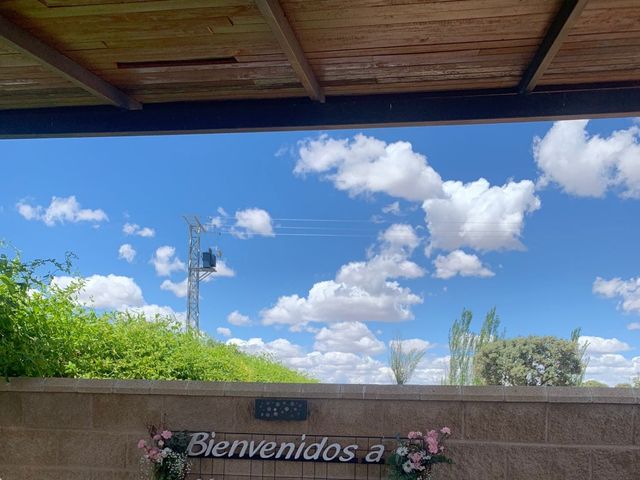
<box><xmin>1</xmin><ymin>117</ymin><xmax>639</xmax><ymax>385</ymax></box>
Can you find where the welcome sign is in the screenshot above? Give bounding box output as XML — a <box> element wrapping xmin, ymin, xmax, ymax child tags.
<box><xmin>187</xmin><ymin>432</ymin><xmax>389</xmax><ymax>464</ymax></box>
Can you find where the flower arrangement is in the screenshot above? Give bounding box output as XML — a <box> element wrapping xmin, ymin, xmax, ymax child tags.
<box><xmin>387</xmin><ymin>428</ymin><xmax>453</xmax><ymax>480</ymax></box>
<box><xmin>138</xmin><ymin>426</ymin><xmax>191</xmax><ymax>480</ymax></box>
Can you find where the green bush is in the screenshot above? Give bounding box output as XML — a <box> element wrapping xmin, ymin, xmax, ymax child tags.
<box><xmin>474</xmin><ymin>336</ymin><xmax>584</xmax><ymax>386</ymax></box>
<box><xmin>0</xmin><ymin>247</ymin><xmax>314</xmax><ymax>383</ymax></box>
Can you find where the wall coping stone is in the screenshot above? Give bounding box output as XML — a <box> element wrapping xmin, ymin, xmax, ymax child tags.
<box><xmin>1</xmin><ymin>377</ymin><xmax>638</xmax><ymax>403</ymax></box>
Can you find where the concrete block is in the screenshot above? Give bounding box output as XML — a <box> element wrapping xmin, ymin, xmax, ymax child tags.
<box><xmin>464</xmin><ymin>402</ymin><xmax>545</xmax><ymax>443</ymax></box>
<box><xmin>21</xmin><ymin>392</ymin><xmax>91</xmax><ymax>429</ymax></box>
<box><xmin>547</xmin><ymin>403</ymin><xmax>634</xmax><ymax>445</ymax></box>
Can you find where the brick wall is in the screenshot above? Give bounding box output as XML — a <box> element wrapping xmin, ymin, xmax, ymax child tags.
<box><xmin>0</xmin><ymin>378</ymin><xmax>638</xmax><ymax>480</ymax></box>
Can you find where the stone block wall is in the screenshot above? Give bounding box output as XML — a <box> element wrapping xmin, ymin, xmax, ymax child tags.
<box><xmin>0</xmin><ymin>378</ymin><xmax>639</xmax><ymax>479</ymax></box>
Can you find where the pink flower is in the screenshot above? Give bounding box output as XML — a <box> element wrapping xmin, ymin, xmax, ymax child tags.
<box><xmin>407</xmin><ymin>431</ymin><xmax>422</xmax><ymax>439</ymax></box>
<box><xmin>160</xmin><ymin>430</ymin><xmax>173</xmax><ymax>440</ymax></box>
<box><xmin>426</xmin><ymin>430</ymin><xmax>438</xmax><ymax>439</ymax></box>
<box><xmin>137</xmin><ymin>439</ymin><xmax>146</xmax><ymax>449</ymax></box>
<box><xmin>153</xmin><ymin>434</ymin><xmax>161</xmax><ymax>441</ymax></box>
<box><xmin>426</xmin><ymin>436</ymin><xmax>439</xmax><ymax>454</ymax></box>
<box><xmin>409</xmin><ymin>452</ymin><xmax>423</xmax><ymax>465</ymax></box>
<box><xmin>440</xmin><ymin>427</ymin><xmax>451</xmax><ymax>435</ymax></box>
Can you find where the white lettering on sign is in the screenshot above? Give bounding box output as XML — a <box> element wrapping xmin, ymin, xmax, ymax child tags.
<box><xmin>186</xmin><ymin>432</ymin><xmax>385</xmax><ymax>464</ymax></box>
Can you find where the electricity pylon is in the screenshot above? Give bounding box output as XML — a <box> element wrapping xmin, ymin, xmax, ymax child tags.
<box><xmin>184</xmin><ymin>215</ymin><xmax>217</xmax><ymax>330</ymax></box>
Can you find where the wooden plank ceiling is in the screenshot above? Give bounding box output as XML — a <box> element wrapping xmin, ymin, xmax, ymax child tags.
<box><xmin>0</xmin><ymin>0</ymin><xmax>639</xmax><ymax>110</ymax></box>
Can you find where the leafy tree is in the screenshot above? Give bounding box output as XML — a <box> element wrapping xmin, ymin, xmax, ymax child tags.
<box><xmin>474</xmin><ymin>336</ymin><xmax>585</xmax><ymax>386</ymax></box>
<box><xmin>582</xmin><ymin>379</ymin><xmax>608</xmax><ymax>388</ymax></box>
<box><xmin>571</xmin><ymin>327</ymin><xmax>589</xmax><ymax>386</ymax></box>
<box><xmin>446</xmin><ymin>307</ymin><xmax>503</xmax><ymax>385</ymax></box>
<box><xmin>0</xmin><ymin>246</ymin><xmax>313</xmax><ymax>383</ymax></box>
<box><xmin>615</xmin><ymin>383</ymin><xmax>632</xmax><ymax>388</ymax></box>
<box><xmin>389</xmin><ymin>335</ymin><xmax>426</xmax><ymax>384</ymax></box>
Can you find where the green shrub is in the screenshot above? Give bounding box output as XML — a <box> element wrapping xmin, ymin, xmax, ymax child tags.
<box><xmin>0</xmin><ymin>247</ymin><xmax>314</xmax><ymax>383</ymax></box>
<box><xmin>474</xmin><ymin>336</ymin><xmax>584</xmax><ymax>386</ymax></box>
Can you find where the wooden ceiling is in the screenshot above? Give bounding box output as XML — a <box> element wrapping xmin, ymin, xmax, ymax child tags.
<box><xmin>0</xmin><ymin>0</ymin><xmax>639</xmax><ymax>137</ymax></box>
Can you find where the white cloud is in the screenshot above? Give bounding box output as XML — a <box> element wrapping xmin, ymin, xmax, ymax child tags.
<box><xmin>593</xmin><ymin>276</ymin><xmax>640</xmax><ymax>314</ymax></box>
<box><xmin>123</xmin><ymin>223</ymin><xmax>155</xmax><ymax>237</ymax></box>
<box><xmin>52</xmin><ymin>274</ymin><xmax>144</xmax><ymax>310</ymax></box>
<box><xmin>313</xmin><ymin>322</ymin><xmax>386</xmax><ymax>355</ymax></box>
<box><xmin>227</xmin><ymin>310</ymin><xmax>252</xmax><ymax>326</ymax></box>
<box><xmin>151</xmin><ymin>246</ymin><xmax>186</xmax><ymax>277</ymax></box>
<box><xmin>579</xmin><ymin>336</ymin><xmax>631</xmax><ymax>354</ymax></box>
<box><xmin>628</xmin><ymin>322</ymin><xmax>640</xmax><ymax>331</ymax></box>
<box><xmin>160</xmin><ymin>278</ymin><xmax>188</xmax><ymax>298</ymax></box>
<box><xmin>583</xmin><ymin>353</ymin><xmax>640</xmax><ymax>386</ymax></box>
<box><xmin>422</xmin><ymin>178</ymin><xmax>540</xmax><ymax>253</ymax></box>
<box><xmin>382</xmin><ymin>201</ymin><xmax>401</xmax><ymax>215</ymax></box>
<box><xmin>261</xmin><ymin>224</ymin><xmax>424</xmax><ymax>331</ymax></box>
<box><xmin>16</xmin><ymin>196</ymin><xmax>107</xmax><ymax>226</ymax></box>
<box><xmin>216</xmin><ymin>327</ymin><xmax>232</xmax><ymax>338</ymax></box>
<box><xmin>433</xmin><ymin>250</ymin><xmax>494</xmax><ymax>279</ymax></box>
<box><xmin>227</xmin><ymin>337</ymin><xmax>305</xmax><ymax>359</ymax></box>
<box><xmin>389</xmin><ymin>338</ymin><xmax>434</xmax><ymax>352</ymax></box>
<box><xmin>294</xmin><ymin>134</ymin><xmax>444</xmax><ymax>202</ymax></box>
<box><xmin>118</xmin><ymin>243</ymin><xmax>136</xmax><ymax>263</ymax></box>
<box><xmin>206</xmin><ymin>260</ymin><xmax>236</xmax><ymax>278</ymax></box>
<box><xmin>160</xmin><ymin>259</ymin><xmax>235</xmax><ymax>298</ymax></box>
<box><xmin>534</xmin><ymin>120</ymin><xmax>640</xmax><ymax>198</ymax></box>
<box><xmin>51</xmin><ymin>274</ymin><xmax>185</xmax><ymax>325</ymax></box>
<box><xmin>227</xmin><ymin>336</ymin><xmax>447</xmax><ymax>384</ymax></box>
<box><xmin>232</xmin><ymin>208</ymin><xmax>274</xmax><ymax>238</ymax></box>
<box><xmin>125</xmin><ymin>304</ymin><xmax>186</xmax><ymax>325</ymax></box>
<box><xmin>160</xmin><ymin>260</ymin><xmax>235</xmax><ymax>298</ymax></box>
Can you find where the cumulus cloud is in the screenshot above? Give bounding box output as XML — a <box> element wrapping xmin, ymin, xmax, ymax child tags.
<box><xmin>118</xmin><ymin>243</ymin><xmax>136</xmax><ymax>263</ymax></box>
<box><xmin>207</xmin><ymin>260</ymin><xmax>236</xmax><ymax>278</ymax></box>
<box><xmin>52</xmin><ymin>274</ymin><xmax>144</xmax><ymax>309</ymax></box>
<box><xmin>160</xmin><ymin>278</ymin><xmax>188</xmax><ymax>298</ymax></box>
<box><xmin>151</xmin><ymin>246</ymin><xmax>186</xmax><ymax>276</ymax></box>
<box><xmin>422</xmin><ymin>178</ymin><xmax>540</xmax><ymax>253</ymax></box>
<box><xmin>232</xmin><ymin>208</ymin><xmax>274</xmax><ymax>238</ymax></box>
<box><xmin>160</xmin><ymin>260</ymin><xmax>235</xmax><ymax>298</ymax></box>
<box><xmin>125</xmin><ymin>304</ymin><xmax>186</xmax><ymax>325</ymax></box>
<box><xmin>227</xmin><ymin>310</ymin><xmax>252</xmax><ymax>326</ymax></box>
<box><xmin>52</xmin><ymin>274</ymin><xmax>185</xmax><ymax>325</ymax></box>
<box><xmin>123</xmin><ymin>223</ymin><xmax>155</xmax><ymax>237</ymax></box>
<box><xmin>227</xmin><ymin>336</ymin><xmax>447</xmax><ymax>384</ymax></box>
<box><xmin>593</xmin><ymin>276</ymin><xmax>640</xmax><ymax>314</ymax></box>
<box><xmin>583</xmin><ymin>353</ymin><xmax>640</xmax><ymax>386</ymax></box>
<box><xmin>433</xmin><ymin>250</ymin><xmax>494</xmax><ymax>279</ymax></box>
<box><xmin>16</xmin><ymin>196</ymin><xmax>108</xmax><ymax>226</ymax></box>
<box><xmin>389</xmin><ymin>338</ymin><xmax>434</xmax><ymax>352</ymax></box>
<box><xmin>294</xmin><ymin>134</ymin><xmax>444</xmax><ymax>201</ymax></box>
<box><xmin>216</xmin><ymin>327</ymin><xmax>232</xmax><ymax>338</ymax></box>
<box><xmin>291</xmin><ymin>134</ymin><xmax>540</xmax><ymax>254</ymax></box>
<box><xmin>313</xmin><ymin>322</ymin><xmax>386</xmax><ymax>355</ymax></box>
<box><xmin>534</xmin><ymin>120</ymin><xmax>640</xmax><ymax>198</ymax></box>
<box><xmin>382</xmin><ymin>201</ymin><xmax>401</xmax><ymax>215</ymax></box>
<box><xmin>261</xmin><ymin>224</ymin><xmax>424</xmax><ymax>331</ymax></box>
<box><xmin>579</xmin><ymin>336</ymin><xmax>631</xmax><ymax>354</ymax></box>
<box><xmin>628</xmin><ymin>322</ymin><xmax>640</xmax><ymax>331</ymax></box>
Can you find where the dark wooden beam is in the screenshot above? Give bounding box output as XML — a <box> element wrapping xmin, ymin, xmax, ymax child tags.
<box><xmin>1</xmin><ymin>84</ymin><xmax>639</xmax><ymax>139</ymax></box>
<box><xmin>518</xmin><ymin>0</ymin><xmax>590</xmax><ymax>94</ymax></box>
<box><xmin>255</xmin><ymin>0</ymin><xmax>324</xmax><ymax>102</ymax></box>
<box><xmin>0</xmin><ymin>15</ymin><xmax>141</xmax><ymax>110</ymax></box>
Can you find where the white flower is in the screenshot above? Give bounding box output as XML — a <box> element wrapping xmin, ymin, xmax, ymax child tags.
<box><xmin>396</xmin><ymin>446</ymin><xmax>409</xmax><ymax>456</ymax></box>
<box><xmin>402</xmin><ymin>461</ymin><xmax>413</xmax><ymax>473</ymax></box>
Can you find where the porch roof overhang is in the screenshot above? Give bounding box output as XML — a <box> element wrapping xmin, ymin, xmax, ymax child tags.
<box><xmin>1</xmin><ymin>0</ymin><xmax>639</xmax><ymax>138</ymax></box>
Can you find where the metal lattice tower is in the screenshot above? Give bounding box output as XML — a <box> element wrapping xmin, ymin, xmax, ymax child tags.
<box><xmin>184</xmin><ymin>216</ymin><xmax>217</xmax><ymax>330</ymax></box>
